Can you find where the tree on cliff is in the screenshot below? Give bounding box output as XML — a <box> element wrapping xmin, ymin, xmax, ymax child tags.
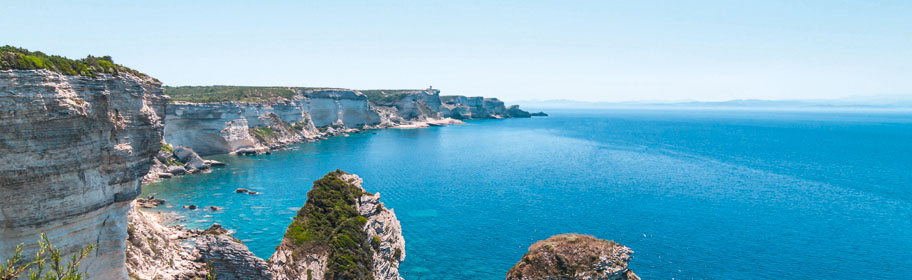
<box><xmin>0</xmin><ymin>234</ymin><xmax>94</xmax><ymax>280</ymax></box>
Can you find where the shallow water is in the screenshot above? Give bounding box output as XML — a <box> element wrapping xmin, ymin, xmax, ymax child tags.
<box><xmin>143</xmin><ymin>109</ymin><xmax>912</xmax><ymax>279</ymax></box>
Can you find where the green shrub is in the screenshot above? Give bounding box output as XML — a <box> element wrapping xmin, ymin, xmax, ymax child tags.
<box><xmin>371</xmin><ymin>236</ymin><xmax>381</xmax><ymax>251</ymax></box>
<box><xmin>393</xmin><ymin>248</ymin><xmax>402</xmax><ymax>261</ymax></box>
<box><xmin>0</xmin><ymin>233</ymin><xmax>95</xmax><ymax>280</ymax></box>
<box><xmin>250</xmin><ymin>126</ymin><xmax>276</xmax><ymax>141</ymax></box>
<box><xmin>160</xmin><ymin>143</ymin><xmax>174</xmax><ymax>154</ymax></box>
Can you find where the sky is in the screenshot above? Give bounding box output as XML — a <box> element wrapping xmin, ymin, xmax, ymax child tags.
<box><xmin>2</xmin><ymin>0</ymin><xmax>910</xmax><ymax>102</ymax></box>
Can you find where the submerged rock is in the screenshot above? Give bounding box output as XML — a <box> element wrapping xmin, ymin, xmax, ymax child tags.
<box><xmin>235</xmin><ymin>188</ymin><xmax>249</xmax><ymax>193</ymax></box>
<box><xmin>507</xmin><ymin>234</ymin><xmax>640</xmax><ymax>280</ymax></box>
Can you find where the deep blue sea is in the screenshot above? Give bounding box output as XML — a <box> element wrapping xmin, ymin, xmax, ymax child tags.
<box><xmin>142</xmin><ymin>109</ymin><xmax>912</xmax><ymax>279</ymax></box>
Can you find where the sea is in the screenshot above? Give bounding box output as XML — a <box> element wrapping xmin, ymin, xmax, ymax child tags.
<box><xmin>142</xmin><ymin>109</ymin><xmax>912</xmax><ymax>279</ymax></box>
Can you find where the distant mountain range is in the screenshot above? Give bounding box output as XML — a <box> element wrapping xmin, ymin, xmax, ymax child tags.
<box><xmin>514</xmin><ymin>94</ymin><xmax>912</xmax><ymax>110</ymax></box>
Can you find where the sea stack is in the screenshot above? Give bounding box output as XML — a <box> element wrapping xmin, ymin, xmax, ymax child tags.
<box><xmin>507</xmin><ymin>234</ymin><xmax>640</xmax><ymax>280</ymax></box>
<box><xmin>269</xmin><ymin>170</ymin><xmax>406</xmax><ymax>280</ymax></box>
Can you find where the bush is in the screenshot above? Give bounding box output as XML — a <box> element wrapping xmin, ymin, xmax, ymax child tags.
<box><xmin>0</xmin><ymin>233</ymin><xmax>95</xmax><ymax>280</ymax></box>
<box><xmin>371</xmin><ymin>236</ymin><xmax>381</xmax><ymax>251</ymax></box>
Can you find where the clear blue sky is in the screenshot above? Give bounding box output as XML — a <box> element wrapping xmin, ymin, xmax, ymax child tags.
<box><xmin>2</xmin><ymin>0</ymin><xmax>910</xmax><ymax>102</ymax></box>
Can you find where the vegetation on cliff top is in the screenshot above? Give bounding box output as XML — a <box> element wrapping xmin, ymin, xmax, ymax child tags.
<box><xmin>284</xmin><ymin>170</ymin><xmax>375</xmax><ymax>279</ymax></box>
<box><xmin>165</xmin><ymin>86</ymin><xmax>301</xmax><ymax>103</ymax></box>
<box><xmin>0</xmin><ymin>46</ymin><xmax>156</xmax><ymax>81</ymax></box>
<box><xmin>361</xmin><ymin>89</ymin><xmax>425</xmax><ymax>104</ymax></box>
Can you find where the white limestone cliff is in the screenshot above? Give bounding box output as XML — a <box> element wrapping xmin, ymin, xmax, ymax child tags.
<box><xmin>0</xmin><ymin>69</ymin><xmax>167</xmax><ymax>279</ymax></box>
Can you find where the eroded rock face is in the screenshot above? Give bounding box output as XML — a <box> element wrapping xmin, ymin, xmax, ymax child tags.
<box><xmin>126</xmin><ymin>206</ymin><xmax>272</xmax><ymax>280</ymax></box>
<box><xmin>507</xmin><ymin>234</ymin><xmax>640</xmax><ymax>280</ymax></box>
<box><xmin>162</xmin><ymin>88</ymin><xmax>530</xmax><ymax>157</ymax></box>
<box><xmin>268</xmin><ymin>172</ymin><xmax>405</xmax><ymax>280</ymax></box>
<box><xmin>125</xmin><ymin>204</ymin><xmax>206</xmax><ymax>280</ymax></box>
<box><xmin>0</xmin><ymin>69</ymin><xmax>167</xmax><ymax>279</ymax></box>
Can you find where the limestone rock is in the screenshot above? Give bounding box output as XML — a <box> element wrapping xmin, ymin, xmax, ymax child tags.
<box><xmin>167</xmin><ymin>165</ymin><xmax>188</xmax><ymax>175</ymax></box>
<box><xmin>196</xmin><ymin>224</ymin><xmax>275</xmax><ymax>280</ymax></box>
<box><xmin>506</xmin><ymin>234</ymin><xmax>640</xmax><ymax>280</ymax></box>
<box><xmin>0</xmin><ymin>69</ymin><xmax>166</xmax><ymax>279</ymax></box>
<box><xmin>173</xmin><ymin>146</ymin><xmax>207</xmax><ymax>170</ymax></box>
<box><xmin>126</xmin><ymin>204</ymin><xmax>207</xmax><ymax>280</ymax></box>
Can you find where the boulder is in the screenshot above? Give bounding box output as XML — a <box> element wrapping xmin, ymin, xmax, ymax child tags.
<box><xmin>157</xmin><ymin>172</ymin><xmax>173</xmax><ymax>179</ymax></box>
<box><xmin>156</xmin><ymin>150</ymin><xmax>173</xmax><ymax>162</ymax></box>
<box><xmin>235</xmin><ymin>188</ymin><xmax>249</xmax><ymax>193</ymax></box>
<box><xmin>167</xmin><ymin>165</ymin><xmax>187</xmax><ymax>175</ymax></box>
<box><xmin>174</xmin><ymin>146</ymin><xmax>208</xmax><ymax>170</ymax></box>
<box><xmin>205</xmin><ymin>160</ymin><xmax>227</xmax><ymax>167</ymax></box>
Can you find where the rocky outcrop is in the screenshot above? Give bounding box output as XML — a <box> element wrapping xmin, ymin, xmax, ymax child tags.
<box><xmin>125</xmin><ymin>204</ymin><xmax>206</xmax><ymax>280</ymax></box>
<box><xmin>143</xmin><ymin>144</ymin><xmax>225</xmax><ymax>183</ymax></box>
<box><xmin>268</xmin><ymin>171</ymin><xmax>405</xmax><ymax>280</ymax></box>
<box><xmin>126</xmin><ymin>205</ymin><xmax>272</xmax><ymax>280</ymax></box>
<box><xmin>195</xmin><ymin>224</ymin><xmax>275</xmax><ymax>280</ymax></box>
<box><xmin>0</xmin><ymin>69</ymin><xmax>167</xmax><ymax>279</ymax></box>
<box><xmin>507</xmin><ymin>234</ymin><xmax>640</xmax><ymax>280</ymax></box>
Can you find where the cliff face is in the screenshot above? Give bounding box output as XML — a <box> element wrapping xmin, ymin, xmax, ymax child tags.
<box><xmin>0</xmin><ymin>69</ymin><xmax>166</xmax><ymax>279</ymax></box>
<box><xmin>164</xmin><ymin>89</ymin><xmax>378</xmax><ymax>156</ymax></box>
<box><xmin>507</xmin><ymin>234</ymin><xmax>640</xmax><ymax>280</ymax></box>
<box><xmin>163</xmin><ymin>87</ymin><xmax>530</xmax><ymax>156</ymax></box>
<box><xmin>268</xmin><ymin>171</ymin><xmax>405</xmax><ymax>280</ymax></box>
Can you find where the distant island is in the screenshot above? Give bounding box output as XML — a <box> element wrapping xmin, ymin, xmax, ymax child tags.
<box><xmin>517</xmin><ymin>96</ymin><xmax>912</xmax><ymax>110</ymax></box>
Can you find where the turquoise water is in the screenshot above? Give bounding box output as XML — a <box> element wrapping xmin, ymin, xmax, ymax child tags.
<box><xmin>143</xmin><ymin>109</ymin><xmax>912</xmax><ymax>279</ymax></box>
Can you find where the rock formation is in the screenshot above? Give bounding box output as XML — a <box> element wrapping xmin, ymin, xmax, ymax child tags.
<box><xmin>143</xmin><ymin>143</ymin><xmax>225</xmax><ymax>183</ymax></box>
<box><xmin>0</xmin><ymin>69</ymin><xmax>167</xmax><ymax>279</ymax></box>
<box><xmin>268</xmin><ymin>170</ymin><xmax>405</xmax><ymax>280</ymax></box>
<box><xmin>507</xmin><ymin>234</ymin><xmax>640</xmax><ymax>280</ymax></box>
